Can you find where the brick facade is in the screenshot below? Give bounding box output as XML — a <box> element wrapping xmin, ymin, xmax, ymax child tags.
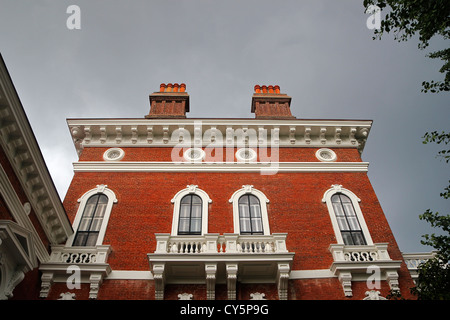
<box><xmin>37</xmin><ymin>84</ymin><xmax>417</xmax><ymax>300</ymax></box>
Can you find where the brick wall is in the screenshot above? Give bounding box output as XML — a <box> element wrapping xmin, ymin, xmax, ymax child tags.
<box><xmin>56</xmin><ymin>146</ymin><xmax>416</xmax><ymax>300</ymax></box>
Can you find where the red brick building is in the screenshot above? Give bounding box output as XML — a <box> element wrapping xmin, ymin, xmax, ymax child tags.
<box><xmin>36</xmin><ymin>82</ymin><xmax>416</xmax><ymax>300</ymax></box>
<box><xmin>0</xmin><ymin>54</ymin><xmax>73</xmax><ymax>300</ymax></box>
<box><xmin>0</xmin><ymin>59</ymin><xmax>417</xmax><ymax>300</ymax></box>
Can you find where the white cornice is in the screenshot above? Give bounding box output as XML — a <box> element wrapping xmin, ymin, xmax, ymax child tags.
<box><xmin>67</xmin><ymin>118</ymin><xmax>372</xmax><ymax>156</ymax></box>
<box><xmin>0</xmin><ymin>55</ymin><xmax>73</xmax><ymax>245</ymax></box>
<box><xmin>73</xmin><ymin>161</ymin><xmax>369</xmax><ymax>173</ymax></box>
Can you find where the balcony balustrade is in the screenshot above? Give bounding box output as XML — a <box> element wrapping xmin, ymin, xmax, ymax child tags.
<box><xmin>154</xmin><ymin>233</ymin><xmax>288</xmax><ymax>255</ymax></box>
<box><xmin>39</xmin><ymin>245</ymin><xmax>112</xmax><ymax>299</ymax></box>
<box><xmin>329</xmin><ymin>243</ymin><xmax>402</xmax><ymax>297</ymax></box>
<box><xmin>149</xmin><ymin>233</ymin><xmax>294</xmax><ymax>300</ymax></box>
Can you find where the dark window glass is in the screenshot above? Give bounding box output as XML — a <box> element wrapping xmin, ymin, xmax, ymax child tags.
<box><xmin>331</xmin><ymin>194</ymin><xmax>366</xmax><ymax>245</ymax></box>
<box><xmin>73</xmin><ymin>194</ymin><xmax>108</xmax><ymax>246</ymax></box>
<box><xmin>178</xmin><ymin>195</ymin><xmax>202</xmax><ymax>235</ymax></box>
<box><xmin>238</xmin><ymin>195</ymin><xmax>263</xmax><ymax>235</ymax></box>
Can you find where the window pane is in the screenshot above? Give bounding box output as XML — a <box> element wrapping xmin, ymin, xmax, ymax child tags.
<box><xmin>239</xmin><ymin>195</ymin><xmax>263</xmax><ymax>235</ymax></box>
<box><xmin>190</xmin><ymin>218</ymin><xmax>202</xmax><ymax>233</ymax></box>
<box><xmin>178</xmin><ymin>195</ymin><xmax>202</xmax><ymax>235</ymax></box>
<box><xmin>332</xmin><ymin>202</ymin><xmax>345</xmax><ymax>217</ymax></box>
<box><xmin>336</xmin><ymin>216</ymin><xmax>350</xmax><ymax>231</ymax></box>
<box><xmin>181</xmin><ymin>195</ymin><xmax>191</xmax><ymax>204</ymax></box>
<box><xmin>178</xmin><ymin>218</ymin><xmax>190</xmax><ymax>233</ymax></box>
<box><xmin>240</xmin><ymin>217</ymin><xmax>251</xmax><ymax>233</ymax></box>
<box><xmin>251</xmin><ymin>217</ymin><xmax>263</xmax><ymax>233</ymax></box>
<box><xmin>352</xmin><ymin>232</ymin><xmax>366</xmax><ymax>245</ymax></box>
<box><xmin>347</xmin><ymin>216</ymin><xmax>361</xmax><ymax>231</ymax></box>
<box><xmin>73</xmin><ymin>232</ymin><xmax>88</xmax><ymax>246</ymax></box>
<box><xmin>180</xmin><ymin>203</ymin><xmax>191</xmax><ymax>218</ymax></box>
<box><xmin>340</xmin><ymin>195</ymin><xmax>352</xmax><ymax>203</ymax></box>
<box><xmin>239</xmin><ymin>204</ymin><xmax>250</xmax><ymax>217</ymax></box>
<box><xmin>342</xmin><ymin>202</ymin><xmax>356</xmax><ymax>216</ymax></box>
<box><xmin>331</xmin><ymin>194</ymin><xmax>341</xmax><ymax>203</ymax></box>
<box><xmin>250</xmin><ymin>204</ymin><xmax>261</xmax><ymax>218</ymax></box>
<box><xmin>191</xmin><ymin>195</ymin><xmax>202</xmax><ymax>204</ymax></box>
<box><xmin>341</xmin><ymin>232</ymin><xmax>354</xmax><ymax>245</ymax></box>
<box><xmin>74</xmin><ymin>194</ymin><xmax>108</xmax><ymax>246</ymax></box>
<box><xmin>85</xmin><ymin>233</ymin><xmax>99</xmax><ymax>247</ymax></box>
<box><xmin>191</xmin><ymin>204</ymin><xmax>202</xmax><ymax>218</ymax></box>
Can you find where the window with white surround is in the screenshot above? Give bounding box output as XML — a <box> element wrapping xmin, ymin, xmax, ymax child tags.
<box><xmin>171</xmin><ymin>185</ymin><xmax>211</xmax><ymax>236</ymax></box>
<box><xmin>322</xmin><ymin>185</ymin><xmax>373</xmax><ymax>245</ymax></box>
<box><xmin>229</xmin><ymin>185</ymin><xmax>270</xmax><ymax>235</ymax></box>
<box><xmin>68</xmin><ymin>185</ymin><xmax>117</xmax><ymax>247</ymax></box>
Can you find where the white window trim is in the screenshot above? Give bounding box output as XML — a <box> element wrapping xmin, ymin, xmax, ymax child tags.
<box><xmin>170</xmin><ymin>185</ymin><xmax>212</xmax><ymax>236</ymax></box>
<box><xmin>66</xmin><ymin>185</ymin><xmax>118</xmax><ymax>247</ymax></box>
<box><xmin>229</xmin><ymin>185</ymin><xmax>271</xmax><ymax>235</ymax></box>
<box><xmin>321</xmin><ymin>184</ymin><xmax>373</xmax><ymax>245</ymax></box>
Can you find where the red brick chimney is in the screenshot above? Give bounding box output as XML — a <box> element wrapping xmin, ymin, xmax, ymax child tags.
<box><xmin>251</xmin><ymin>85</ymin><xmax>295</xmax><ymax>119</ymax></box>
<box><xmin>146</xmin><ymin>83</ymin><xmax>189</xmax><ymax>118</ymax></box>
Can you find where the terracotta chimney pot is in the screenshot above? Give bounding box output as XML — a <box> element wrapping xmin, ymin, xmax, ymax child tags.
<box><xmin>262</xmin><ymin>85</ymin><xmax>267</xmax><ymax>93</ymax></box>
<box><xmin>268</xmin><ymin>85</ymin><xmax>274</xmax><ymax>93</ymax></box>
<box><xmin>180</xmin><ymin>83</ymin><xmax>186</xmax><ymax>92</ymax></box>
<box><xmin>160</xmin><ymin>83</ymin><xmax>166</xmax><ymax>92</ymax></box>
<box><xmin>254</xmin><ymin>85</ymin><xmax>261</xmax><ymax>93</ymax></box>
<box><xmin>166</xmin><ymin>83</ymin><xmax>173</xmax><ymax>92</ymax></box>
<box><xmin>173</xmin><ymin>83</ymin><xmax>179</xmax><ymax>92</ymax></box>
<box><xmin>274</xmin><ymin>85</ymin><xmax>280</xmax><ymax>94</ymax></box>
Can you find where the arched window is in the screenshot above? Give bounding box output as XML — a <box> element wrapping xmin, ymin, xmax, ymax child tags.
<box><xmin>171</xmin><ymin>185</ymin><xmax>211</xmax><ymax>236</ymax></box>
<box><xmin>73</xmin><ymin>194</ymin><xmax>108</xmax><ymax>246</ymax></box>
<box><xmin>331</xmin><ymin>194</ymin><xmax>366</xmax><ymax>245</ymax></box>
<box><xmin>178</xmin><ymin>194</ymin><xmax>202</xmax><ymax>235</ymax></box>
<box><xmin>238</xmin><ymin>194</ymin><xmax>263</xmax><ymax>235</ymax></box>
<box><xmin>322</xmin><ymin>184</ymin><xmax>373</xmax><ymax>246</ymax></box>
<box><xmin>229</xmin><ymin>185</ymin><xmax>270</xmax><ymax>235</ymax></box>
<box><xmin>68</xmin><ymin>185</ymin><xmax>117</xmax><ymax>247</ymax></box>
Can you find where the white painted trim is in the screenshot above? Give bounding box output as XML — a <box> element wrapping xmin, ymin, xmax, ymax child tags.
<box><xmin>73</xmin><ymin>161</ymin><xmax>370</xmax><ymax>172</ymax></box>
<box><xmin>236</xmin><ymin>148</ymin><xmax>257</xmax><ymax>162</ymax></box>
<box><xmin>322</xmin><ymin>185</ymin><xmax>373</xmax><ymax>245</ymax></box>
<box><xmin>67</xmin><ymin>119</ymin><xmax>372</xmax><ymax>155</ymax></box>
<box><xmin>106</xmin><ymin>270</ymin><xmax>153</xmax><ymax>280</ymax></box>
<box><xmin>66</xmin><ymin>185</ymin><xmax>118</xmax><ymax>247</ymax></box>
<box><xmin>104</xmin><ymin>269</ymin><xmax>335</xmax><ymax>280</ymax></box>
<box><xmin>0</xmin><ymin>57</ymin><xmax>73</xmax><ymax>243</ymax></box>
<box><xmin>229</xmin><ymin>185</ymin><xmax>271</xmax><ymax>235</ymax></box>
<box><xmin>315</xmin><ymin>148</ymin><xmax>337</xmax><ymax>162</ymax></box>
<box><xmin>290</xmin><ymin>269</ymin><xmax>334</xmax><ymax>279</ymax></box>
<box><xmin>183</xmin><ymin>148</ymin><xmax>205</xmax><ymax>162</ymax></box>
<box><xmin>103</xmin><ymin>148</ymin><xmax>125</xmax><ymax>161</ymax></box>
<box><xmin>67</xmin><ymin>118</ymin><xmax>373</xmax><ymax>128</ymax></box>
<box><xmin>170</xmin><ymin>185</ymin><xmax>212</xmax><ymax>236</ymax></box>
<box><xmin>0</xmin><ymin>164</ymin><xmax>50</xmax><ymax>262</ymax></box>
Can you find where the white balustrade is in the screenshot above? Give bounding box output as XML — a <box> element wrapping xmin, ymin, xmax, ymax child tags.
<box><xmin>48</xmin><ymin>245</ymin><xmax>111</xmax><ymax>264</ymax></box>
<box><xmin>329</xmin><ymin>243</ymin><xmax>391</xmax><ymax>263</ymax></box>
<box><xmin>154</xmin><ymin>233</ymin><xmax>288</xmax><ymax>254</ymax></box>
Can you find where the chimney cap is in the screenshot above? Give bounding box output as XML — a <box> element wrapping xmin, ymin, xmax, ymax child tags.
<box><xmin>254</xmin><ymin>84</ymin><xmax>282</xmax><ymax>94</ymax></box>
